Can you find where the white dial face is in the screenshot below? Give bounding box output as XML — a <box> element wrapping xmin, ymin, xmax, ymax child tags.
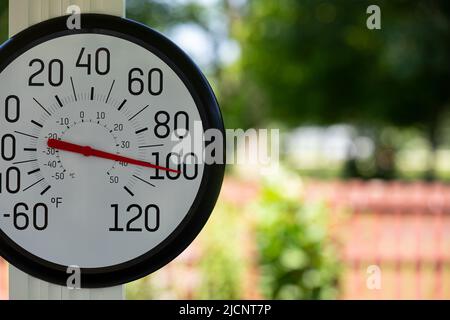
<box><xmin>0</xmin><ymin>34</ymin><xmax>204</xmax><ymax>268</ymax></box>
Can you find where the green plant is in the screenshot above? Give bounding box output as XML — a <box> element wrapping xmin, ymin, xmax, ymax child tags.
<box><xmin>254</xmin><ymin>171</ymin><xmax>341</xmax><ymax>299</ymax></box>
<box><xmin>196</xmin><ymin>202</ymin><xmax>247</xmax><ymax>299</ymax></box>
<box><xmin>126</xmin><ymin>278</ymin><xmax>157</xmax><ymax>300</ymax></box>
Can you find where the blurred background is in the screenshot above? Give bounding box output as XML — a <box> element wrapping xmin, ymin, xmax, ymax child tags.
<box><xmin>1</xmin><ymin>0</ymin><xmax>450</xmax><ymax>299</ymax></box>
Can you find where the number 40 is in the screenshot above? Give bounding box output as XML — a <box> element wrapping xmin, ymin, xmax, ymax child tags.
<box><xmin>76</xmin><ymin>47</ymin><xmax>110</xmax><ymax>75</ymax></box>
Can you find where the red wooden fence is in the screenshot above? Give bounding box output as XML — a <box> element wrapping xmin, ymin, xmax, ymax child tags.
<box><xmin>0</xmin><ymin>258</ymin><xmax>7</xmax><ymax>299</ymax></box>
<box><xmin>305</xmin><ymin>180</ymin><xmax>450</xmax><ymax>299</ymax></box>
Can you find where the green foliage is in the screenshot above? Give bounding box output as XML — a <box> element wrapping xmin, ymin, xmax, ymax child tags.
<box><xmin>127</xmin><ymin>0</ymin><xmax>207</xmax><ymax>31</ymax></box>
<box><xmin>254</xmin><ymin>172</ymin><xmax>340</xmax><ymax>299</ymax></box>
<box><xmin>127</xmin><ymin>278</ymin><xmax>158</xmax><ymax>300</ymax></box>
<box><xmin>0</xmin><ymin>1</ymin><xmax>8</xmax><ymax>43</ymax></box>
<box><xmin>228</xmin><ymin>0</ymin><xmax>450</xmax><ymax>132</ymax></box>
<box><xmin>196</xmin><ymin>203</ymin><xmax>246</xmax><ymax>299</ymax></box>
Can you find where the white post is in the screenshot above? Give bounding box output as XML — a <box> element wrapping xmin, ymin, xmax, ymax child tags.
<box><xmin>9</xmin><ymin>0</ymin><xmax>126</xmax><ymax>37</ymax></box>
<box><xmin>7</xmin><ymin>0</ymin><xmax>126</xmax><ymax>300</ymax></box>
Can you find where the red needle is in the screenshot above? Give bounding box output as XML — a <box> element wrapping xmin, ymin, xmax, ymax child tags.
<box><xmin>47</xmin><ymin>138</ymin><xmax>180</xmax><ymax>173</ymax></box>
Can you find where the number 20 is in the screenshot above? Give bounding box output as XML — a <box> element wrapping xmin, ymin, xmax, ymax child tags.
<box><xmin>29</xmin><ymin>59</ymin><xmax>63</xmax><ymax>87</ymax></box>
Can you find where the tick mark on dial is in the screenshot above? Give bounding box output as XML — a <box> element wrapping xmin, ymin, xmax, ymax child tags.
<box><xmin>70</xmin><ymin>77</ymin><xmax>78</xmax><ymax>101</ymax></box>
<box><xmin>55</xmin><ymin>95</ymin><xmax>64</xmax><ymax>107</ymax></box>
<box><xmin>3</xmin><ymin>214</ymin><xmax>11</xmax><ymax>218</ymax></box>
<box><xmin>135</xmin><ymin>127</ymin><xmax>148</xmax><ymax>135</ymax></box>
<box><xmin>31</xmin><ymin>120</ymin><xmax>43</xmax><ymax>128</ymax></box>
<box><xmin>139</xmin><ymin>144</ymin><xmax>164</xmax><ymax>149</ymax></box>
<box><xmin>33</xmin><ymin>98</ymin><xmax>52</xmax><ymax>116</ymax></box>
<box><xmin>14</xmin><ymin>131</ymin><xmax>38</xmax><ymax>139</ymax></box>
<box><xmin>90</xmin><ymin>87</ymin><xmax>95</xmax><ymax>100</ymax></box>
<box><xmin>24</xmin><ymin>148</ymin><xmax>37</xmax><ymax>152</ymax></box>
<box><xmin>132</xmin><ymin>175</ymin><xmax>156</xmax><ymax>188</ymax></box>
<box><xmin>13</xmin><ymin>159</ymin><xmax>37</xmax><ymax>165</ymax></box>
<box><xmin>28</xmin><ymin>168</ymin><xmax>41</xmax><ymax>175</ymax></box>
<box><xmin>106</xmin><ymin>80</ymin><xmax>115</xmax><ymax>103</ymax></box>
<box><xmin>23</xmin><ymin>178</ymin><xmax>45</xmax><ymax>192</ymax></box>
<box><xmin>40</xmin><ymin>185</ymin><xmax>51</xmax><ymax>196</ymax></box>
<box><xmin>123</xmin><ymin>186</ymin><xmax>135</xmax><ymax>197</ymax></box>
<box><xmin>118</xmin><ymin>99</ymin><xmax>127</xmax><ymax>111</ymax></box>
<box><xmin>128</xmin><ymin>105</ymin><xmax>149</xmax><ymax>121</ymax></box>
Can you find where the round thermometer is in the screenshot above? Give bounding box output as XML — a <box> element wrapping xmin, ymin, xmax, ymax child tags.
<box><xmin>0</xmin><ymin>14</ymin><xmax>224</xmax><ymax>287</ymax></box>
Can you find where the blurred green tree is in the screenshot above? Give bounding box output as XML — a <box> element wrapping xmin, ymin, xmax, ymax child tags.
<box><xmin>127</xmin><ymin>0</ymin><xmax>206</xmax><ymax>31</ymax></box>
<box><xmin>224</xmin><ymin>0</ymin><xmax>450</xmax><ymax>178</ymax></box>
